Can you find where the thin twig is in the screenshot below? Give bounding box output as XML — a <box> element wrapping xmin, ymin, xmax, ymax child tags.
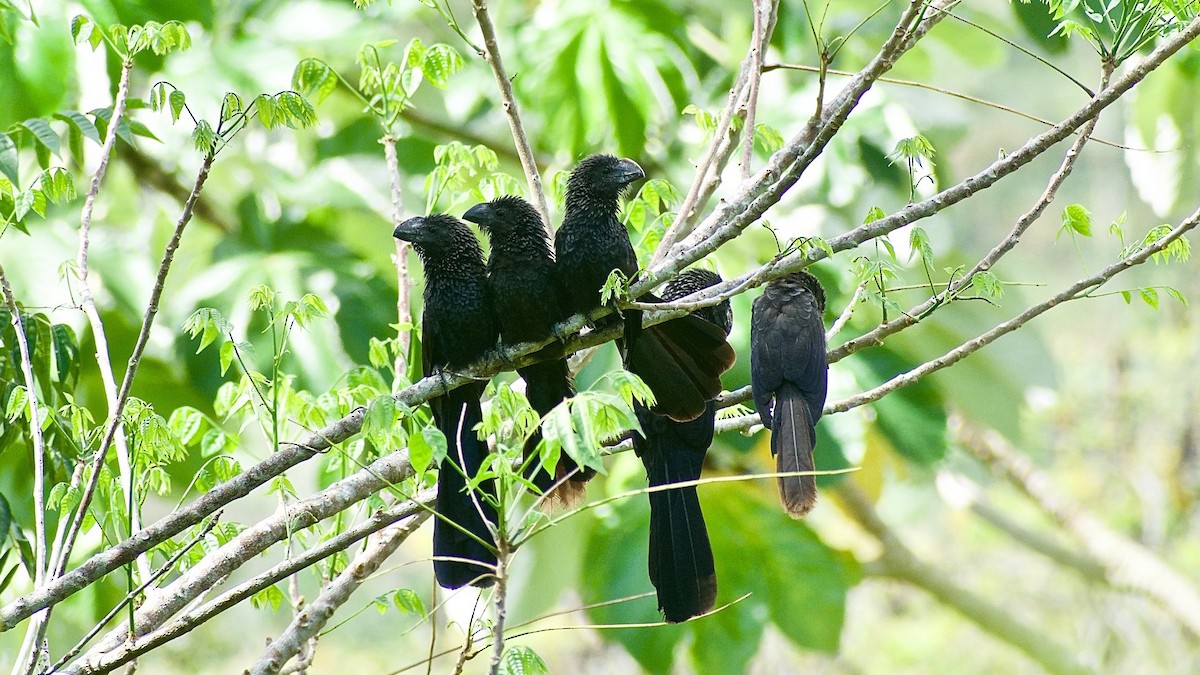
<box><xmin>469</xmin><ymin>0</ymin><xmax>551</xmax><ymax>233</ymax></box>
<box><xmin>74</xmin><ymin>446</ymin><xmax>421</xmax><ymax>666</ymax></box>
<box><xmin>826</xmin><ymin>282</ymin><xmax>866</xmax><ymax>341</ymax></box>
<box><xmin>1</xmin><ymin>266</ymin><xmax>52</xmax><ymax>675</ymax></box>
<box><xmin>828</xmin><ymin>206</ymin><xmax>1198</xmax><ymax>414</ymax></box>
<box><xmin>58</xmin><ymin>58</ymin><xmax>144</xmax><ymax>585</ymax></box>
<box><xmin>830</xmin><ymin>62</ymin><xmax>1113</xmax><ymax>363</ymax></box>
<box><xmin>761</xmin><ymin>62</ymin><xmax>1138</xmax><ymax>151</ymax></box>
<box><xmin>739</xmin><ymin>0</ymin><xmax>774</xmax><ymax>183</ymax></box>
<box><xmin>0</xmin><ymin>267</ymin><xmax>47</xmax><ymax>586</ymax></box>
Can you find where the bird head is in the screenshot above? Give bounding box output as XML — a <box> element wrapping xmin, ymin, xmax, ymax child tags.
<box><xmin>393</xmin><ymin>214</ymin><xmax>481</xmax><ymax>262</ymax></box>
<box><xmin>567</xmin><ymin>154</ymin><xmax>645</xmax><ymax>201</ymax></box>
<box><xmin>462</xmin><ymin>195</ymin><xmax>544</xmax><ymax>237</ymax></box>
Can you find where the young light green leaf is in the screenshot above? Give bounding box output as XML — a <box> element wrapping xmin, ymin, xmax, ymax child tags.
<box><xmin>1165</xmin><ymin>286</ymin><xmax>1188</xmax><ymax>306</ymax></box>
<box><xmin>1139</xmin><ymin>287</ymin><xmax>1159</xmax><ymax>309</ymax></box>
<box><xmin>499</xmin><ymin>646</ymin><xmax>549</xmax><ymax>675</ymax></box>
<box><xmin>970</xmin><ymin>271</ymin><xmax>1004</xmax><ymax>298</ymax></box>
<box><xmin>1060</xmin><ymin>204</ymin><xmax>1092</xmax><ymax>237</ymax></box>
<box><xmin>908</xmin><ymin>227</ymin><xmax>934</xmax><ymax>265</ymax></box>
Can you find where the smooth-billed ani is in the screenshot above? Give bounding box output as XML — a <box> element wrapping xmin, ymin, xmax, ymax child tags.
<box><xmin>393</xmin><ymin>214</ymin><xmax>499</xmax><ymax>589</ymax></box>
<box><xmin>554</xmin><ymin>154</ymin><xmax>735</xmax><ymax>422</ymax></box>
<box><xmin>750</xmin><ymin>270</ymin><xmax>828</xmax><ymax>518</ymax></box>
<box><xmin>633</xmin><ymin>268</ymin><xmax>732</xmax><ymax>623</ymax></box>
<box><xmin>463</xmin><ymin>196</ymin><xmax>589</xmax><ymax>503</ymax></box>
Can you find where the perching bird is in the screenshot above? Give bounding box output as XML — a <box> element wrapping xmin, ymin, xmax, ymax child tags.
<box><xmin>393</xmin><ymin>214</ymin><xmax>499</xmax><ymax>589</ymax></box>
<box><xmin>750</xmin><ymin>270</ymin><xmax>828</xmax><ymax>518</ymax></box>
<box><xmin>462</xmin><ymin>196</ymin><xmax>588</xmax><ymax>503</ymax></box>
<box><xmin>633</xmin><ymin>268</ymin><xmax>732</xmax><ymax>623</ymax></box>
<box><xmin>555</xmin><ymin>154</ymin><xmax>736</xmax><ymax>422</ymax></box>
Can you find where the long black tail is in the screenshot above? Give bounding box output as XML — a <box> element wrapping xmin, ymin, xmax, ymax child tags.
<box><xmin>635</xmin><ymin>402</ymin><xmax>717</xmax><ymax>623</ymax></box>
<box><xmin>624</xmin><ymin>310</ymin><xmax>736</xmax><ymax>423</ymax></box>
<box><xmin>432</xmin><ymin>389</ymin><xmax>498</xmax><ymax>589</ymax></box>
<box><xmin>520</xmin><ymin>358</ymin><xmax>590</xmax><ymax>505</ymax></box>
<box><xmin>771</xmin><ymin>382</ymin><xmax>817</xmax><ymax>518</ymax></box>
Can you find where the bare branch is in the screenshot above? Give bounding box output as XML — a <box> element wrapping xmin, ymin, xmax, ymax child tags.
<box><xmin>383</xmin><ymin>135</ymin><xmax>413</xmax><ymax>380</ymax></box>
<box><xmin>469</xmin><ymin>0</ymin><xmax>551</xmax><ymax>233</ymax></box>
<box><xmin>77</xmin><ymin>446</ymin><xmax>420</xmax><ymax>663</ymax></box>
<box><xmin>69</xmin><ymin>496</ymin><xmax>433</xmax><ymax>674</ymax></box>
<box><xmin>829</xmin><ymin>206</ymin><xmax>1198</xmax><ymax>414</ymax></box>
<box><xmin>248</xmin><ymin>511</ymin><xmax>432</xmax><ymax>675</ymax></box>
<box><xmin>1</xmin><ymin>265</ymin><xmax>52</xmax><ymax>675</ymax></box>
<box><xmin>829</xmin><ymin>62</ymin><xmax>1115</xmax><ymax>363</ymax></box>
<box><xmin>61</xmin><ymin>59</ymin><xmax>144</xmax><ymax>585</ymax></box>
<box><xmin>739</xmin><ymin>0</ymin><xmax>777</xmax><ymax>183</ymax></box>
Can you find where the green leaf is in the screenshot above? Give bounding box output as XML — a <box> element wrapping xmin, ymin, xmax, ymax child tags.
<box><xmin>908</xmin><ymin>226</ymin><xmax>934</xmax><ymax>266</ymax></box>
<box><xmin>53</xmin><ymin>112</ymin><xmax>101</xmax><ymax>145</ymax></box>
<box><xmin>1139</xmin><ymin>287</ymin><xmax>1159</xmax><ymax>309</ymax></box>
<box><xmin>753</xmin><ymin>123</ymin><xmax>784</xmax><ymax>155</ymax></box>
<box><xmin>0</xmin><ymin>132</ymin><xmax>17</xmax><ymax>184</ymax></box>
<box><xmin>1165</xmin><ymin>286</ymin><xmax>1188</xmax><ymax>306</ymax></box>
<box><xmin>421</xmin><ymin>43</ymin><xmax>463</xmax><ymax>89</ymax></box>
<box><xmin>292</xmin><ymin>58</ymin><xmax>339</xmax><ymax>105</ymax></box>
<box><xmin>250</xmin><ymin>583</ymin><xmax>284</xmax><ymax>611</ymax></box>
<box><xmin>1060</xmin><ymin>204</ymin><xmax>1092</xmax><ymax>237</ymax></box>
<box><xmin>191</xmin><ymin>120</ymin><xmax>215</xmax><ymax>154</ymax></box>
<box><xmin>499</xmin><ymin>646</ymin><xmax>549</xmax><ymax>675</ymax></box>
<box><xmin>392</xmin><ymin>588</ymin><xmax>425</xmax><ymax>615</ymax></box>
<box><xmin>683</xmin><ymin>104</ymin><xmax>717</xmax><ymax>136</ymax></box>
<box><xmin>863</xmin><ymin>206</ymin><xmax>885</xmax><ymax>224</ymax></box>
<box><xmin>18</xmin><ymin>119</ymin><xmax>61</xmax><ymax>157</ymax></box>
<box><xmin>970</xmin><ymin>271</ymin><xmax>1004</xmax><ymax>299</ymax></box>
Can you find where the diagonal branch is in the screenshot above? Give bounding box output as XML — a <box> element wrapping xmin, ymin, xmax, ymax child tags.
<box><xmin>69</xmin><ymin>495</ymin><xmax>433</xmax><ymax>675</ymax></box>
<box><xmin>469</xmin><ymin>0</ymin><xmax>551</xmax><ymax>233</ymax></box>
<box><xmin>955</xmin><ymin>420</ymin><xmax>1200</xmax><ymax>638</ymax></box>
<box><xmin>248</xmin><ymin>511</ymin><xmax>432</xmax><ymax>675</ymax></box>
<box><xmin>837</xmin><ymin>483</ymin><xmax>1092</xmax><ymax>675</ymax></box>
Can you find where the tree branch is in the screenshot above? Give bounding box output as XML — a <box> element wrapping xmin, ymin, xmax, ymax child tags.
<box><xmin>469</xmin><ymin>0</ymin><xmax>551</xmax><ymax>233</ymax></box>
<box><xmin>248</xmin><ymin>511</ymin><xmax>432</xmax><ymax>675</ymax></box>
<box><xmin>68</xmin><ymin>495</ymin><xmax>433</xmax><ymax>674</ymax></box>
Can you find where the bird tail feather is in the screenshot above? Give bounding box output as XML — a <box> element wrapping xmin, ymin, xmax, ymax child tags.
<box><xmin>773</xmin><ymin>382</ymin><xmax>818</xmax><ymax>518</ymax></box>
<box><xmin>644</xmin><ymin>434</ymin><xmax>717</xmax><ymax>622</ymax></box>
<box><xmin>433</xmin><ymin>394</ymin><xmax>499</xmax><ymax>589</ymax></box>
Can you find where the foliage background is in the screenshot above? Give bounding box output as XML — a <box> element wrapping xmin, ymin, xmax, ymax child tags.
<box><xmin>0</xmin><ymin>0</ymin><xmax>1198</xmax><ymax>673</ymax></box>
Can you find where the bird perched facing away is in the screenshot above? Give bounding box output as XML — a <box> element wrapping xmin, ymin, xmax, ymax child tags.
<box><xmin>393</xmin><ymin>214</ymin><xmax>499</xmax><ymax>589</ymax></box>
<box><xmin>555</xmin><ymin>154</ymin><xmax>736</xmax><ymax>422</ymax></box>
<box><xmin>633</xmin><ymin>268</ymin><xmax>732</xmax><ymax>623</ymax></box>
<box><xmin>750</xmin><ymin>270</ymin><xmax>828</xmax><ymax>518</ymax></box>
<box><xmin>462</xmin><ymin>196</ymin><xmax>588</xmax><ymax>503</ymax></box>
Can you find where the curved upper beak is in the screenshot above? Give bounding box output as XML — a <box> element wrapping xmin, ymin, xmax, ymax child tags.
<box><xmin>461</xmin><ymin>202</ymin><xmax>492</xmax><ymax>225</ymax></box>
<box><xmin>392</xmin><ymin>216</ymin><xmax>426</xmax><ymax>243</ymax></box>
<box><xmin>615</xmin><ymin>158</ymin><xmax>645</xmax><ymax>185</ymax></box>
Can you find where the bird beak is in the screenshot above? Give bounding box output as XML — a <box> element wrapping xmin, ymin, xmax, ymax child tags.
<box><xmin>616</xmin><ymin>158</ymin><xmax>645</xmax><ymax>184</ymax></box>
<box><xmin>461</xmin><ymin>202</ymin><xmax>491</xmax><ymax>225</ymax></box>
<box><xmin>392</xmin><ymin>216</ymin><xmax>426</xmax><ymax>243</ymax></box>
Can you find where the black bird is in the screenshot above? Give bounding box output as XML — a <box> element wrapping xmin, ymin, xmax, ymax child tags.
<box><xmin>750</xmin><ymin>270</ymin><xmax>828</xmax><ymax>518</ymax></box>
<box><xmin>555</xmin><ymin>154</ymin><xmax>736</xmax><ymax>422</ymax></box>
<box><xmin>393</xmin><ymin>214</ymin><xmax>499</xmax><ymax>589</ymax></box>
<box><xmin>463</xmin><ymin>196</ymin><xmax>588</xmax><ymax>503</ymax></box>
<box><xmin>633</xmin><ymin>268</ymin><xmax>732</xmax><ymax>623</ymax></box>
